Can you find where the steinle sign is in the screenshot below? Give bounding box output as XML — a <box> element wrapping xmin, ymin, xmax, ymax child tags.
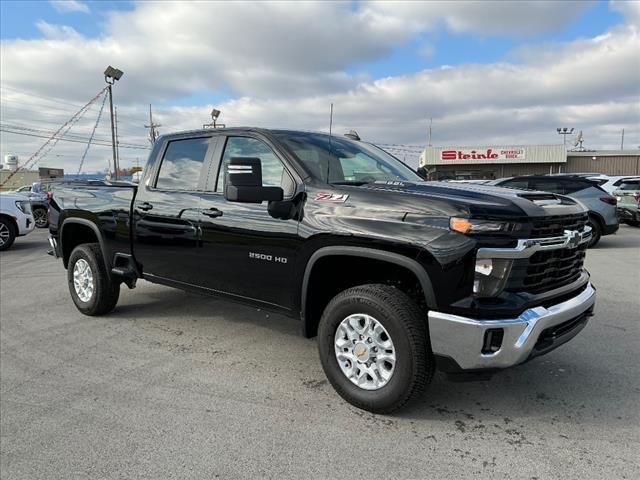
<box><xmin>441</xmin><ymin>148</ymin><xmax>526</xmax><ymax>161</ymax></box>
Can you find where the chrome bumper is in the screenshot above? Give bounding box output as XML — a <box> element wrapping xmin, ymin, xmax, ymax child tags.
<box><xmin>48</xmin><ymin>235</ymin><xmax>60</xmax><ymax>258</ymax></box>
<box><xmin>428</xmin><ymin>283</ymin><xmax>596</xmax><ymax>370</ymax></box>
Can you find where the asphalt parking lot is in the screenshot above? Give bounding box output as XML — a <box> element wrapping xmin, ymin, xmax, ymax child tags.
<box><xmin>1</xmin><ymin>227</ymin><xmax>639</xmax><ymax>479</ymax></box>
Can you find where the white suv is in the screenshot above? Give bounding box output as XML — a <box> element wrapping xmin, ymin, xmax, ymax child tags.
<box><xmin>0</xmin><ymin>192</ymin><xmax>36</xmax><ymax>251</ymax></box>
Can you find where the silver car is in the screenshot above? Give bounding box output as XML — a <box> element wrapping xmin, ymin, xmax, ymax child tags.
<box><xmin>492</xmin><ymin>175</ymin><xmax>618</xmax><ymax>247</ymax></box>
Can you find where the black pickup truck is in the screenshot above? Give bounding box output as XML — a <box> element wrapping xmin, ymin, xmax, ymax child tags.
<box><xmin>48</xmin><ymin>128</ymin><xmax>596</xmax><ymax>413</ymax></box>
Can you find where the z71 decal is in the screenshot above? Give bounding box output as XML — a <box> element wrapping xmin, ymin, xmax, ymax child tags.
<box><xmin>315</xmin><ymin>193</ymin><xmax>349</xmax><ymax>203</ymax></box>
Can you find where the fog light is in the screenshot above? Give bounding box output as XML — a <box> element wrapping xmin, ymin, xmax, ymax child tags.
<box><xmin>482</xmin><ymin>328</ymin><xmax>504</xmax><ymax>354</ymax></box>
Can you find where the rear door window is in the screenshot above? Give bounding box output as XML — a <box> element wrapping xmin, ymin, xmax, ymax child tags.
<box><xmin>155</xmin><ymin>137</ymin><xmax>211</xmax><ymax>191</ymax></box>
<box><xmin>619</xmin><ymin>180</ymin><xmax>640</xmax><ymax>191</ymax></box>
<box><xmin>499</xmin><ymin>179</ymin><xmax>530</xmax><ymax>190</ymax></box>
<box><xmin>531</xmin><ymin>179</ymin><xmax>566</xmax><ymax>194</ymax></box>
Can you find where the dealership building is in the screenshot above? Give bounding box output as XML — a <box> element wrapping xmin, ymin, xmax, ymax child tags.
<box><xmin>418</xmin><ymin>145</ymin><xmax>640</xmax><ymax>180</ymax></box>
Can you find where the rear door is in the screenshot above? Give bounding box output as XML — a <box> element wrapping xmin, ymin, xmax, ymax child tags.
<box><xmin>196</xmin><ymin>134</ymin><xmax>301</xmax><ymax>310</ymax></box>
<box><xmin>133</xmin><ymin>135</ymin><xmax>217</xmax><ymax>284</ymax></box>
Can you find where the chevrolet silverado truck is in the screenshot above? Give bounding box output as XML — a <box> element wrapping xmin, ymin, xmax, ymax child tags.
<box><xmin>48</xmin><ymin>128</ymin><xmax>596</xmax><ymax>413</ymax></box>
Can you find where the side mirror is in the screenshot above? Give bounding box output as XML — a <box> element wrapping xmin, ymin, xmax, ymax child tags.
<box><xmin>224</xmin><ymin>157</ymin><xmax>284</xmax><ymax>203</ymax></box>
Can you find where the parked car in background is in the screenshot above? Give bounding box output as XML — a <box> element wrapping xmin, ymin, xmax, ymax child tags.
<box><xmin>492</xmin><ymin>175</ymin><xmax>618</xmax><ymax>247</ymax></box>
<box><xmin>13</xmin><ymin>182</ymin><xmax>49</xmax><ymax>228</ymax></box>
<box><xmin>613</xmin><ymin>179</ymin><xmax>640</xmax><ymax>227</ymax></box>
<box><xmin>588</xmin><ymin>175</ymin><xmax>640</xmax><ymax>195</ymax></box>
<box><xmin>0</xmin><ymin>192</ymin><xmax>36</xmax><ymax>251</ymax></box>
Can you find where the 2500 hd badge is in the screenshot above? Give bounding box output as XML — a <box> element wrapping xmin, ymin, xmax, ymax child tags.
<box><xmin>48</xmin><ymin>128</ymin><xmax>596</xmax><ymax>414</ymax></box>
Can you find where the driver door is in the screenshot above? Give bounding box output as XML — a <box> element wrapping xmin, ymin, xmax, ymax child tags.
<box><xmin>197</xmin><ymin>135</ymin><xmax>302</xmax><ymax>311</ymax></box>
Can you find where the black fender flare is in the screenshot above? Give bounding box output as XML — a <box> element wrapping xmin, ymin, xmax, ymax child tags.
<box><xmin>60</xmin><ymin>218</ymin><xmax>111</xmax><ymax>277</ymax></box>
<box><xmin>300</xmin><ymin>246</ymin><xmax>437</xmax><ymax>335</ymax></box>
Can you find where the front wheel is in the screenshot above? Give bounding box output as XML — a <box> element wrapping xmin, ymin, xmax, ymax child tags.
<box><xmin>68</xmin><ymin>243</ymin><xmax>120</xmax><ymax>315</ymax></box>
<box><xmin>318</xmin><ymin>284</ymin><xmax>434</xmax><ymax>414</ymax></box>
<box><xmin>32</xmin><ymin>207</ymin><xmax>48</xmax><ymax>228</ymax></box>
<box><xmin>0</xmin><ymin>217</ymin><xmax>17</xmax><ymax>251</ymax></box>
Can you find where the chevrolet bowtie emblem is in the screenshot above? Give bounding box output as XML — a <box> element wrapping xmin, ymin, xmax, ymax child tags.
<box><xmin>355</xmin><ymin>346</ymin><xmax>367</xmax><ymax>357</ymax></box>
<box><xmin>566</xmin><ymin>230</ymin><xmax>580</xmax><ymax>249</ymax></box>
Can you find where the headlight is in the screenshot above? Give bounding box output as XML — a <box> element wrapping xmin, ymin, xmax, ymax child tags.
<box><xmin>450</xmin><ymin>217</ymin><xmax>512</xmax><ymax>234</ymax></box>
<box><xmin>15</xmin><ymin>200</ymin><xmax>32</xmax><ymax>214</ymax></box>
<box><xmin>473</xmin><ymin>258</ymin><xmax>513</xmax><ymax>297</ymax></box>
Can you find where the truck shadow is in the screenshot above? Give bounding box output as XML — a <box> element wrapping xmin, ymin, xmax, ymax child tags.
<box><xmin>110</xmin><ymin>284</ymin><xmax>301</xmax><ymax>337</ymax></box>
<box><xmin>108</xmin><ymin>282</ymin><xmax>627</xmax><ymax>427</ymax></box>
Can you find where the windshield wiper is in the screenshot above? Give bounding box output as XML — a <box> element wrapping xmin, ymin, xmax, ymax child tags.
<box><xmin>329</xmin><ymin>181</ymin><xmax>371</xmax><ymax>186</ymax></box>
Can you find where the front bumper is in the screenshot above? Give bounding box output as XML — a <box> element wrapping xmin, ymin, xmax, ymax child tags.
<box><xmin>428</xmin><ymin>283</ymin><xmax>596</xmax><ymax>371</ymax></box>
<box><xmin>617</xmin><ymin>206</ymin><xmax>640</xmax><ymax>223</ymax></box>
<box><xmin>17</xmin><ymin>214</ymin><xmax>35</xmax><ymax>236</ymax></box>
<box><xmin>48</xmin><ymin>235</ymin><xmax>60</xmax><ymax>258</ymax></box>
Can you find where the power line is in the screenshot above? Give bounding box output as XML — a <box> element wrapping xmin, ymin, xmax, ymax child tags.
<box><xmin>78</xmin><ymin>92</ymin><xmax>109</xmax><ymax>174</ymax></box>
<box><xmin>1</xmin><ymin>86</ymin><xmax>109</xmax><ymax>187</ymax></box>
<box><xmin>0</xmin><ymin>127</ymin><xmax>151</xmax><ymax>150</ymax></box>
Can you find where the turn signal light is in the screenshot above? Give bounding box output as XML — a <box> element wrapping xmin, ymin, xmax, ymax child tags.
<box><xmin>450</xmin><ymin>218</ymin><xmax>473</xmax><ymax>234</ymax></box>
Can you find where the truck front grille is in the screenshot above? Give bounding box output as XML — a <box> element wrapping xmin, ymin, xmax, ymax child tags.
<box><xmin>506</xmin><ymin>213</ymin><xmax>589</xmax><ymax>294</ymax></box>
<box><xmin>529</xmin><ymin>213</ymin><xmax>588</xmax><ymax>238</ymax></box>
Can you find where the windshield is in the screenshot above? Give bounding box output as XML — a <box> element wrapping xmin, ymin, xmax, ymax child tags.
<box><xmin>273</xmin><ymin>131</ymin><xmax>422</xmax><ymax>184</ymax></box>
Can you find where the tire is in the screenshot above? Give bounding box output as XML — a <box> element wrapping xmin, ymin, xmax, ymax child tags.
<box><xmin>32</xmin><ymin>207</ymin><xmax>48</xmax><ymax>228</ymax></box>
<box><xmin>68</xmin><ymin>243</ymin><xmax>120</xmax><ymax>315</ymax></box>
<box><xmin>0</xmin><ymin>217</ymin><xmax>17</xmax><ymax>251</ymax></box>
<box><xmin>318</xmin><ymin>284</ymin><xmax>434</xmax><ymax>414</ymax></box>
<box><xmin>587</xmin><ymin>217</ymin><xmax>602</xmax><ymax>248</ymax></box>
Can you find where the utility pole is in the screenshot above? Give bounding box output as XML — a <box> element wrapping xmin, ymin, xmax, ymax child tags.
<box><xmin>114</xmin><ymin>106</ymin><xmax>121</xmax><ymax>175</ymax></box>
<box><xmin>104</xmin><ymin>66</ymin><xmax>124</xmax><ymax>180</ymax></box>
<box><xmin>107</xmin><ymin>84</ymin><xmax>117</xmax><ymax>179</ymax></box>
<box><xmin>145</xmin><ymin>104</ymin><xmax>161</xmax><ymax>144</ymax></box>
<box><xmin>428</xmin><ymin>117</ymin><xmax>432</xmax><ymax>146</ymax></box>
<box><xmin>621</xmin><ymin>128</ymin><xmax>625</xmax><ymax>150</ymax></box>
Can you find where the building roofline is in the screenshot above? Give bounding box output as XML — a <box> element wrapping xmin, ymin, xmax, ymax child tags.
<box><xmin>567</xmin><ymin>150</ymin><xmax>640</xmax><ymax>156</ymax></box>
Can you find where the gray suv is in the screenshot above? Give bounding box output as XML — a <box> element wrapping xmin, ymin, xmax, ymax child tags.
<box><xmin>492</xmin><ymin>175</ymin><xmax>618</xmax><ymax>247</ymax></box>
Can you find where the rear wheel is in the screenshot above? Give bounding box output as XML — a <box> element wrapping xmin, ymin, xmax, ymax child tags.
<box><xmin>318</xmin><ymin>284</ymin><xmax>434</xmax><ymax>414</ymax></box>
<box><xmin>32</xmin><ymin>207</ymin><xmax>48</xmax><ymax>228</ymax></box>
<box><xmin>587</xmin><ymin>217</ymin><xmax>601</xmax><ymax>248</ymax></box>
<box><xmin>68</xmin><ymin>243</ymin><xmax>120</xmax><ymax>315</ymax></box>
<box><xmin>0</xmin><ymin>218</ymin><xmax>17</xmax><ymax>251</ymax></box>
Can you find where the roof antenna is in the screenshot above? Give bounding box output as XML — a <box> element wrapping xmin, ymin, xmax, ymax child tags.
<box><xmin>325</xmin><ymin>103</ymin><xmax>334</xmax><ymax>183</ymax></box>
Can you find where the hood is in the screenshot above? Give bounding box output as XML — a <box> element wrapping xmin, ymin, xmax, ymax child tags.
<box><xmin>356</xmin><ymin>180</ymin><xmax>586</xmax><ymax>218</ymax></box>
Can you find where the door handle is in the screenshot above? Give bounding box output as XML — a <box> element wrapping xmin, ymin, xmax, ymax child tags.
<box><xmin>137</xmin><ymin>202</ymin><xmax>153</xmax><ymax>211</ymax></box>
<box><xmin>201</xmin><ymin>208</ymin><xmax>223</xmax><ymax>218</ymax></box>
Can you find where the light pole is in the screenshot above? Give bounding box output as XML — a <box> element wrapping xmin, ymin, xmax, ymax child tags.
<box><xmin>556</xmin><ymin>127</ymin><xmax>574</xmax><ymax>147</ymax></box>
<box><xmin>104</xmin><ymin>66</ymin><xmax>124</xmax><ymax>179</ymax></box>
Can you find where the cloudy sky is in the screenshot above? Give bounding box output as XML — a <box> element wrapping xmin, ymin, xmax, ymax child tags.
<box><xmin>1</xmin><ymin>0</ymin><xmax>639</xmax><ymax>173</ymax></box>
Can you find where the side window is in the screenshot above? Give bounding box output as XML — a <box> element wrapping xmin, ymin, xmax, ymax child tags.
<box><xmin>562</xmin><ymin>181</ymin><xmax>590</xmax><ymax>194</ymax></box>
<box><xmin>216</xmin><ymin>137</ymin><xmax>294</xmax><ymax>195</ymax></box>
<box><xmin>500</xmin><ymin>179</ymin><xmax>529</xmax><ymax>190</ymax></box>
<box><xmin>532</xmin><ymin>180</ymin><xmax>564</xmax><ymax>194</ymax></box>
<box><xmin>155</xmin><ymin>137</ymin><xmax>210</xmax><ymax>191</ymax></box>
<box><xmin>619</xmin><ymin>180</ymin><xmax>640</xmax><ymax>191</ymax></box>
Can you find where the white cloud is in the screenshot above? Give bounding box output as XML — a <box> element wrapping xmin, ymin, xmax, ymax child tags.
<box><xmin>49</xmin><ymin>0</ymin><xmax>90</xmax><ymax>14</ymax></box>
<box><xmin>362</xmin><ymin>0</ymin><xmax>596</xmax><ymax>36</ymax></box>
<box><xmin>1</xmin><ymin>1</ymin><xmax>639</xmax><ymax>173</ymax></box>
<box><xmin>611</xmin><ymin>0</ymin><xmax>640</xmax><ymax>26</ymax></box>
<box><xmin>35</xmin><ymin>20</ymin><xmax>84</xmax><ymax>41</ymax></box>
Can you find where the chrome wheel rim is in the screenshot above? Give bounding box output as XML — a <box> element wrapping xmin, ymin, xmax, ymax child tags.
<box><xmin>0</xmin><ymin>223</ymin><xmax>9</xmax><ymax>246</ymax></box>
<box><xmin>334</xmin><ymin>314</ymin><xmax>396</xmax><ymax>390</ymax></box>
<box><xmin>73</xmin><ymin>259</ymin><xmax>94</xmax><ymax>302</ymax></box>
<box><xmin>33</xmin><ymin>209</ymin><xmax>47</xmax><ymax>227</ymax></box>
